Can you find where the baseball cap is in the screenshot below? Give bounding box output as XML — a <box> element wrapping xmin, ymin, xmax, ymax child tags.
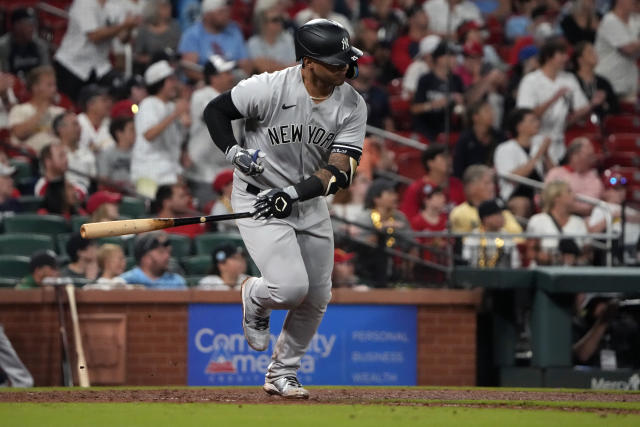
<box><xmin>212</xmin><ymin>169</ymin><xmax>234</xmax><ymax>193</ymax></box>
<box><xmin>111</xmin><ymin>99</ymin><xmax>136</xmax><ymax>119</ymax></box>
<box><xmin>202</xmin><ymin>0</ymin><xmax>228</xmax><ymax>13</ymax></box>
<box><xmin>334</xmin><ymin>248</ymin><xmax>355</xmax><ymax>264</ymax></box>
<box><xmin>456</xmin><ymin>20</ymin><xmax>481</xmax><ymax>42</ymax></box>
<box><xmin>212</xmin><ymin>244</ymin><xmax>245</xmax><ymax>264</ymax></box>
<box><xmin>603</xmin><ymin>170</ymin><xmax>628</xmax><ymax>189</ymax></box>
<box><xmin>11</xmin><ymin>8</ymin><xmax>34</xmax><ymax>25</ymax></box>
<box><xmin>134</xmin><ymin>232</ymin><xmax>171</xmax><ymax>262</ymax></box>
<box><xmin>478</xmin><ymin>199</ymin><xmax>504</xmax><ymax>220</ymax></box>
<box><xmin>463</xmin><ymin>41</ymin><xmax>484</xmax><ymax>58</ymax></box>
<box><xmin>86</xmin><ymin>190</ymin><xmax>122</xmax><ymax>214</ymax></box>
<box><xmin>29</xmin><ymin>250</ymin><xmax>58</xmax><ymax>272</ymax></box>
<box><xmin>77</xmin><ymin>84</ymin><xmax>108</xmax><ymax>112</ymax></box>
<box><xmin>432</xmin><ymin>41</ymin><xmax>454</xmax><ymax>60</ymax></box>
<box><xmin>358</xmin><ymin>55</ymin><xmax>375</xmax><ymax>66</ymax></box>
<box><xmin>518</xmin><ymin>45</ymin><xmax>539</xmax><ymax>63</ymax></box>
<box><xmin>418</xmin><ymin>35</ymin><xmax>441</xmax><ymax>58</ymax></box>
<box><xmin>144</xmin><ymin>60</ymin><xmax>174</xmax><ymax>86</ymax></box>
<box><xmin>0</xmin><ymin>163</ymin><xmax>16</xmax><ymax>177</ymax></box>
<box><xmin>204</xmin><ymin>55</ymin><xmax>236</xmax><ymax>76</ymax></box>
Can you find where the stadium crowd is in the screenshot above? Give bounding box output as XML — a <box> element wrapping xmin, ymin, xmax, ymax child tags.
<box><xmin>0</xmin><ymin>0</ymin><xmax>639</xmax><ymax>293</ymax></box>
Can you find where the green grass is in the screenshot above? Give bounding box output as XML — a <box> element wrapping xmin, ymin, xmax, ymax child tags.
<box><xmin>0</xmin><ymin>403</ymin><xmax>638</xmax><ymax>427</ymax></box>
<box><xmin>382</xmin><ymin>399</ymin><xmax>640</xmax><ymax>411</ymax></box>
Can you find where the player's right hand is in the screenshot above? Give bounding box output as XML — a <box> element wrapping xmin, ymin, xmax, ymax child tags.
<box><xmin>226</xmin><ymin>145</ymin><xmax>266</xmax><ymax>176</ymax></box>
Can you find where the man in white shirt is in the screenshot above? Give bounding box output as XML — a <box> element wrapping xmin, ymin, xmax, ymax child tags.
<box><xmin>517</xmin><ymin>37</ymin><xmax>599</xmax><ymax>165</ymax></box>
<box><xmin>186</xmin><ymin>55</ymin><xmax>240</xmax><ymax>208</ymax></box>
<box><xmin>423</xmin><ymin>0</ymin><xmax>483</xmax><ymax>36</ymax></box>
<box><xmin>594</xmin><ymin>0</ymin><xmax>640</xmax><ymax>101</ymax></box>
<box><xmin>53</xmin><ymin>0</ymin><xmax>140</xmax><ymax>101</ymax></box>
<box><xmin>52</xmin><ymin>111</ymin><xmax>97</xmax><ymax>194</ymax></box>
<box><xmin>76</xmin><ymin>84</ymin><xmax>115</xmax><ymax>152</ymax></box>
<box><xmin>295</xmin><ymin>0</ymin><xmax>354</xmax><ymax>36</ymax></box>
<box><xmin>402</xmin><ymin>35</ymin><xmax>441</xmax><ymax>99</ymax></box>
<box><xmin>131</xmin><ymin>60</ymin><xmax>189</xmax><ymax>196</ymax></box>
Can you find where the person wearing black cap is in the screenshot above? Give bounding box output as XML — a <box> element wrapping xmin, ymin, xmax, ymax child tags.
<box><xmin>411</xmin><ymin>41</ymin><xmax>465</xmax><ymax>140</ymax></box>
<box><xmin>16</xmin><ymin>250</ymin><xmax>59</xmax><ymax>289</ymax></box>
<box><xmin>462</xmin><ymin>199</ymin><xmax>521</xmax><ymax>268</ymax></box>
<box><xmin>0</xmin><ymin>8</ymin><xmax>50</xmax><ymax>77</ymax></box>
<box><xmin>60</xmin><ymin>233</ymin><xmax>99</xmax><ymax>284</ymax></box>
<box><xmin>197</xmin><ymin>244</ymin><xmax>249</xmax><ymax>290</ymax></box>
<box><xmin>120</xmin><ymin>232</ymin><xmax>187</xmax><ymax>289</ymax></box>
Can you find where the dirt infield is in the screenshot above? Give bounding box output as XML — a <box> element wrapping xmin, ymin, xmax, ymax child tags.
<box><xmin>2</xmin><ymin>388</ymin><xmax>640</xmax><ymax>410</ymax></box>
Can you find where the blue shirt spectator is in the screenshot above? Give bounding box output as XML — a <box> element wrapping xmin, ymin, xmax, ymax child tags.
<box><xmin>120</xmin><ymin>267</ymin><xmax>187</xmax><ymax>289</ymax></box>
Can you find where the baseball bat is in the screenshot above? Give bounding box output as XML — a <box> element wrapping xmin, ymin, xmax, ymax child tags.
<box><xmin>65</xmin><ymin>284</ymin><xmax>90</xmax><ymax>387</ymax></box>
<box><xmin>80</xmin><ymin>212</ymin><xmax>253</xmax><ymax>239</ymax></box>
<box><xmin>54</xmin><ymin>286</ymin><xmax>74</xmax><ymax>387</ymax></box>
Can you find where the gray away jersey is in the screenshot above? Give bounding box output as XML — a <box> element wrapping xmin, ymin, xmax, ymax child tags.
<box><xmin>230</xmin><ymin>64</ymin><xmax>367</xmax><ymax>189</ymax></box>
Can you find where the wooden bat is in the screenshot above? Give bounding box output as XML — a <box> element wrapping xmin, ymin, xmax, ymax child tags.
<box><xmin>54</xmin><ymin>286</ymin><xmax>73</xmax><ymax>387</ymax></box>
<box><xmin>65</xmin><ymin>284</ymin><xmax>90</xmax><ymax>387</ymax></box>
<box><xmin>80</xmin><ymin>212</ymin><xmax>253</xmax><ymax>239</ymax></box>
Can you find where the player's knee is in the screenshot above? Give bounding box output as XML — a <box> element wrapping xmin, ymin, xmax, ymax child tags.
<box><xmin>285</xmin><ymin>281</ymin><xmax>309</xmax><ymax>307</ymax></box>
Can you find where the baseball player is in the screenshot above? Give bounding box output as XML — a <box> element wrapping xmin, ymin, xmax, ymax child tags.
<box><xmin>204</xmin><ymin>19</ymin><xmax>366</xmax><ymax>399</ymax></box>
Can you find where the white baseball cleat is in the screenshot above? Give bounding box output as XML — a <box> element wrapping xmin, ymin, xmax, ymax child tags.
<box><xmin>241</xmin><ymin>277</ymin><xmax>270</xmax><ymax>351</ymax></box>
<box><xmin>263</xmin><ymin>376</ymin><xmax>310</xmax><ymax>399</ymax></box>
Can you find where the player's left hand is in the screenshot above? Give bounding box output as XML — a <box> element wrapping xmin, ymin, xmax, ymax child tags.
<box><xmin>253</xmin><ymin>188</ymin><xmax>296</xmax><ymax>220</ymax></box>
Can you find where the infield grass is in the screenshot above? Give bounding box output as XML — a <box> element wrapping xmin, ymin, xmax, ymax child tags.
<box><xmin>1</xmin><ymin>403</ymin><xmax>639</xmax><ymax>427</ymax></box>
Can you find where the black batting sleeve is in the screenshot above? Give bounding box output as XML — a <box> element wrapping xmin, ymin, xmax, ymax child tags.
<box><xmin>203</xmin><ymin>91</ymin><xmax>245</xmax><ymax>154</ymax></box>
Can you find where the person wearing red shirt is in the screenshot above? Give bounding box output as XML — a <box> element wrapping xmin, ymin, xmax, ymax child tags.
<box><xmin>153</xmin><ymin>183</ymin><xmax>205</xmax><ymax>238</ymax></box>
<box><xmin>410</xmin><ymin>185</ymin><xmax>448</xmax><ymax>262</ymax></box>
<box><xmin>391</xmin><ymin>7</ymin><xmax>429</xmax><ymax>75</ymax></box>
<box><xmin>400</xmin><ymin>144</ymin><xmax>465</xmax><ymax>219</ymax></box>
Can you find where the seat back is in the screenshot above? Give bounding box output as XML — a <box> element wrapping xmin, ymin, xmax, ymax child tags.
<box><xmin>0</xmin><ymin>233</ymin><xmax>55</xmax><ymax>256</ymax></box>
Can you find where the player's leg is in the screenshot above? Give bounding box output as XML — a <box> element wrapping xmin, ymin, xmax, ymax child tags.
<box><xmin>264</xmin><ymin>204</ymin><xmax>333</xmax><ymax>390</ymax></box>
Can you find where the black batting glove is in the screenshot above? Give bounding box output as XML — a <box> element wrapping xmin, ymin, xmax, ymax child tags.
<box><xmin>253</xmin><ymin>187</ymin><xmax>298</xmax><ymax>220</ymax></box>
<box><xmin>226</xmin><ymin>145</ymin><xmax>266</xmax><ymax>176</ymax></box>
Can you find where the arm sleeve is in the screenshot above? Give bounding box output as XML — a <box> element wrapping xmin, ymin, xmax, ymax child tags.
<box><xmin>330</xmin><ymin>96</ymin><xmax>367</xmax><ymax>162</ymax></box>
<box><xmin>76</xmin><ymin>2</ymin><xmax>101</xmax><ymax>34</ymax></box>
<box><xmin>203</xmin><ymin>91</ymin><xmax>244</xmax><ymax>155</ymax></box>
<box><xmin>600</xmin><ymin>16</ymin><xmax>633</xmax><ymax>48</ymax></box>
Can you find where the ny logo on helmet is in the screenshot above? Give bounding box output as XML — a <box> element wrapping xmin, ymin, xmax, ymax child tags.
<box><xmin>341</xmin><ymin>37</ymin><xmax>349</xmax><ymax>51</ymax></box>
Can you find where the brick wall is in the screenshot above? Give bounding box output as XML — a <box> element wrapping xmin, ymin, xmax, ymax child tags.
<box><xmin>0</xmin><ymin>288</ymin><xmax>481</xmax><ymax>387</ymax></box>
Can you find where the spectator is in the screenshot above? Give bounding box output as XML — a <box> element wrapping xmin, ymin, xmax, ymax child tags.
<box><xmin>52</xmin><ymin>112</ymin><xmax>96</xmax><ymax>194</ymax></box>
<box><xmin>330</xmin><ymin>173</ymin><xmax>371</xmax><ymax>230</ymax></box>
<box><xmin>61</xmin><ymin>233</ymin><xmax>99</xmax><ymax>283</ymax></box>
<box><xmin>350</xmin><ymin>55</ymin><xmax>394</xmax><ymax>131</ymax></box>
<box><xmin>187</xmin><ymin>55</ymin><xmax>239</xmax><ymax>208</ymax></box>
<box><xmin>409</xmin><ymin>184</ymin><xmax>449</xmax><ymax>262</ymax></box>
<box><xmin>411</xmin><ymin>42</ymin><xmax>465</xmax><ymax>140</ymax></box>
<box><xmin>400</xmin><ymin>144</ymin><xmax>465</xmax><ymax>219</ymax></box>
<box><xmin>366</xmin><ymin>0</ymin><xmax>405</xmax><ymax>45</ymax></box>
<box><xmin>87</xmin><ymin>190</ymin><xmax>122</xmax><ymax>223</ymax></box>
<box><xmin>248</xmin><ymin>3</ymin><xmax>296</xmax><ymax>73</ymax></box>
<box><xmin>453</xmin><ymin>98</ymin><xmax>505</xmax><ymax>178</ymax></box>
<box><xmin>295</xmin><ymin>0</ymin><xmax>354</xmax><ymax>36</ymax></box>
<box><xmin>505</xmin><ymin>44</ymin><xmax>539</xmax><ymax>116</ymax></box>
<box><xmin>8</xmin><ymin>66</ymin><xmax>63</xmax><ymax>155</ymax></box>
<box><xmin>0</xmin><ymin>324</ymin><xmax>34</xmax><ymax>387</ymax></box>
<box><xmin>332</xmin><ymin>248</ymin><xmax>368</xmax><ymax>290</ymax></box>
<box><xmin>449</xmin><ymin>165</ymin><xmax>523</xmax><ymax>234</ymax></box>
<box><xmin>456</xmin><ymin>20</ymin><xmax>504</xmax><ymax>69</ymax></box>
<box><xmin>93</xmin><ymin>243</ymin><xmax>129</xmax><ymax>287</ymax></box>
<box><xmin>572</xmin><ymin>295</ymin><xmax>620</xmax><ymax>366</ymax></box>
<box><xmin>505</xmin><ymin>0</ymin><xmax>536</xmax><ymax>42</ymax></box>
<box><xmin>0</xmin><ymin>72</ymin><xmax>17</xmax><ymax>128</ymax></box>
<box><xmin>594</xmin><ymin>0</ymin><xmax>640</xmax><ymax>101</ymax></box>
<box><xmin>456</xmin><ymin>42</ymin><xmax>505</xmax><ymax>110</ymax></box>
<box><xmin>34</xmin><ymin>143</ymin><xmax>86</xmax><ymax>202</ymax></box>
<box><xmin>16</xmin><ymin>249</ymin><xmax>59</xmax><ymax>289</ymax></box>
<box><xmin>97</xmin><ymin>116</ymin><xmax>135</xmax><ymax>191</ymax></box>
<box><xmin>391</xmin><ymin>7</ymin><xmax>430</xmax><ymax>76</ymax></box>
<box><xmin>0</xmin><ymin>163</ymin><xmax>21</xmax><ymax>216</ymax></box>
<box><xmin>462</xmin><ymin>199</ymin><xmax>521</xmax><ymax>268</ymax></box>
<box><xmin>77</xmin><ymin>84</ymin><xmax>115</xmax><ymax>152</ymax></box>
<box><xmin>53</xmin><ymin>0</ymin><xmax>139</xmax><ymax>101</ymax></box>
<box><xmin>494</xmin><ymin>108</ymin><xmax>552</xmax><ymax>218</ymax></box>
<box><xmin>402</xmin><ymin>35</ymin><xmax>441</xmax><ymax>100</ymax></box>
<box><xmin>179</xmin><ymin>0</ymin><xmax>250</xmax><ymax>80</ymax></box>
<box><xmin>353</xmin><ymin>17</ymin><xmax>381</xmax><ymax>56</ymax></box>
<box><xmin>153</xmin><ymin>184</ymin><xmax>204</xmax><ymax>238</ymax></box>
<box><xmin>572</xmin><ymin>41</ymin><xmax>619</xmax><ymax>122</ymax></box>
<box><xmin>39</xmin><ymin>179</ymin><xmax>86</xmax><ymax>218</ymax></box>
<box><xmin>120</xmin><ymin>232</ymin><xmax>187</xmax><ymax>289</ymax></box>
<box><xmin>0</xmin><ymin>8</ymin><xmax>50</xmax><ymax>77</ymax></box>
<box><xmin>545</xmin><ymin>137</ymin><xmax>603</xmax><ymax>216</ymax></box>
<box><xmin>423</xmin><ymin>0</ymin><xmax>483</xmax><ymax>37</ymax></box>
<box><xmin>210</xmin><ymin>169</ymin><xmax>238</xmax><ymax>233</ymax></box>
<box><xmin>526</xmin><ymin>180</ymin><xmax>590</xmax><ymax>262</ymax></box>
<box><xmin>560</xmin><ymin>0</ymin><xmax>599</xmax><ymax>44</ymax></box>
<box><xmin>134</xmin><ymin>0</ymin><xmax>181</xmax><ymax>72</ymax></box>
<box><xmin>131</xmin><ymin>60</ymin><xmax>189</xmax><ymax>193</ymax></box>
<box><xmin>516</xmin><ymin>37</ymin><xmax>595</xmax><ymax>165</ymax></box>
<box><xmin>197</xmin><ymin>243</ymin><xmax>249</xmax><ymax>290</ymax></box>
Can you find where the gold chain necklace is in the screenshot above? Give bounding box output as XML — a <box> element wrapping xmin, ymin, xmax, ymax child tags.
<box><xmin>371</xmin><ymin>210</ymin><xmax>396</xmax><ymax>247</ymax></box>
<box><xmin>478</xmin><ymin>237</ymin><xmax>505</xmax><ymax>268</ymax></box>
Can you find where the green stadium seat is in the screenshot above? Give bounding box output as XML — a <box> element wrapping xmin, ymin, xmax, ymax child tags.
<box><xmin>57</xmin><ymin>233</ymin><xmax>70</xmax><ymax>257</ymax></box>
<box><xmin>9</xmin><ymin>159</ymin><xmax>32</xmax><ymax>180</ymax></box>
<box><xmin>3</xmin><ymin>214</ymin><xmax>69</xmax><ymax>235</ymax></box>
<box><xmin>0</xmin><ymin>278</ymin><xmax>19</xmax><ymax>288</ymax></box>
<box><xmin>71</xmin><ymin>215</ymin><xmax>90</xmax><ymax>232</ymax></box>
<box><xmin>17</xmin><ymin>196</ymin><xmax>43</xmax><ymax>212</ymax></box>
<box><xmin>0</xmin><ymin>233</ymin><xmax>55</xmax><ymax>256</ymax></box>
<box><xmin>181</xmin><ymin>255</ymin><xmax>212</xmax><ymax>275</ymax></box>
<box><xmin>185</xmin><ymin>275</ymin><xmax>204</xmax><ymax>287</ymax></box>
<box><xmin>119</xmin><ymin>196</ymin><xmax>146</xmax><ymax>218</ymax></box>
<box><xmin>125</xmin><ymin>256</ymin><xmax>136</xmax><ymax>270</ymax></box>
<box><xmin>194</xmin><ymin>233</ymin><xmax>244</xmax><ymax>255</ymax></box>
<box><xmin>0</xmin><ymin>255</ymin><xmax>31</xmax><ymax>279</ymax></box>
<box><xmin>165</xmin><ymin>233</ymin><xmax>192</xmax><ymax>258</ymax></box>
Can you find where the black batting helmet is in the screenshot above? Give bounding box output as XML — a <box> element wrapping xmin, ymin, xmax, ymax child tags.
<box><xmin>295</xmin><ymin>19</ymin><xmax>363</xmax><ymax>78</ymax></box>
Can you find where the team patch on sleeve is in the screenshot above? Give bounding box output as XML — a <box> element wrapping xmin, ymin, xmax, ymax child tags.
<box><xmin>331</xmin><ymin>143</ymin><xmax>362</xmax><ymax>163</ymax></box>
